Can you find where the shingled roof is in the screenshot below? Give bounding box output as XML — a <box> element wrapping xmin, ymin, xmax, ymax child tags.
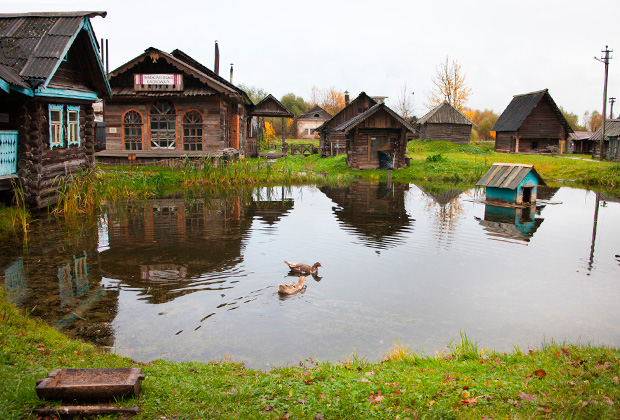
<box><xmin>417</xmin><ymin>101</ymin><xmax>474</xmax><ymax>126</ymax></box>
<box><xmin>0</xmin><ymin>11</ymin><xmax>110</xmax><ymax>95</ymax></box>
<box><xmin>333</xmin><ymin>102</ymin><xmax>416</xmax><ymax>133</ymax></box>
<box><xmin>492</xmin><ymin>89</ymin><xmax>572</xmax><ymax>133</ymax></box>
<box><xmin>297</xmin><ymin>105</ymin><xmax>331</xmax><ymax>120</ymax></box>
<box><xmin>590</xmin><ymin>119</ymin><xmax>620</xmax><ymax>141</ymax></box>
<box><xmin>476</xmin><ymin>163</ymin><xmax>546</xmax><ymax>189</ymax></box>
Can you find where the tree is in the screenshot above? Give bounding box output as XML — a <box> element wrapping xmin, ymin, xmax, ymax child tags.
<box><xmin>394</xmin><ymin>83</ymin><xmax>416</xmax><ymax>120</ymax></box>
<box><xmin>559</xmin><ymin>106</ymin><xmax>584</xmax><ymax>131</ymax></box>
<box><xmin>281</xmin><ymin>93</ymin><xmax>308</xmax><ymax>117</ymax></box>
<box><xmin>308</xmin><ymin>85</ymin><xmax>346</xmax><ymax>116</ymax></box>
<box><xmin>426</xmin><ymin>56</ymin><xmax>472</xmax><ymax>112</ymax></box>
<box><xmin>238</xmin><ymin>84</ymin><xmax>268</xmax><ymax>104</ymax></box>
<box><xmin>469</xmin><ymin>108</ymin><xmax>499</xmax><ymax>140</ymax></box>
<box><xmin>585</xmin><ymin>110</ymin><xmax>602</xmax><ymax>132</ymax></box>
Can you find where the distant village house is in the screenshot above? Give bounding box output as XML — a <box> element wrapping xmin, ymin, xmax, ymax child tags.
<box><xmin>296</xmin><ymin>105</ymin><xmax>331</xmax><ymax>139</ymax></box>
<box><xmin>416</xmin><ymin>101</ymin><xmax>474</xmax><ymax>144</ymax></box>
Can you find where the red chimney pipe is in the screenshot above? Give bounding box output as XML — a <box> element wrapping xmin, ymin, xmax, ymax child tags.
<box><xmin>214</xmin><ymin>40</ymin><xmax>220</xmax><ymax>75</ymax></box>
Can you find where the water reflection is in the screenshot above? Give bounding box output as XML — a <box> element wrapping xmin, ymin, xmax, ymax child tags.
<box><xmin>321</xmin><ymin>182</ymin><xmax>414</xmax><ymax>250</ymax></box>
<box><xmin>4</xmin><ymin>258</ymin><xmax>27</xmax><ymax>304</ymax></box>
<box><xmin>476</xmin><ymin>205</ymin><xmax>543</xmax><ymax>244</ymax></box>
<box><xmin>416</xmin><ymin>184</ymin><xmax>468</xmax><ymax>249</ymax></box>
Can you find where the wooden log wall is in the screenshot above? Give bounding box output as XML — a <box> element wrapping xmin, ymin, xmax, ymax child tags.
<box><xmin>518</xmin><ymin>99</ymin><xmax>566</xmax><ymax>139</ymax></box>
<box><xmin>346</xmin><ymin>129</ymin><xmax>407</xmax><ymax>170</ymax></box>
<box><xmin>16</xmin><ymin>100</ymin><xmax>94</xmax><ymax>208</ymax></box>
<box><xmin>419</xmin><ymin>123</ymin><xmax>471</xmax><ymax>144</ymax></box>
<box><xmin>494</xmin><ymin>132</ymin><xmax>514</xmax><ymax>152</ymax></box>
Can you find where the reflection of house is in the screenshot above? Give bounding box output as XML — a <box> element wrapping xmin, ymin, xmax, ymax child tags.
<box><xmin>249</xmin><ymin>188</ymin><xmax>294</xmax><ymax>225</ymax></box>
<box><xmin>320</xmin><ymin>182</ymin><xmax>413</xmax><ymax>249</ymax></box>
<box><xmin>416</xmin><ymin>101</ymin><xmax>474</xmax><ymax>144</ymax></box>
<box><xmin>99</xmin><ymin>46</ymin><xmax>253</xmax><ymax>164</ymax></box>
<box><xmin>296</xmin><ymin>106</ymin><xmax>331</xmax><ymax>139</ymax></box>
<box><xmin>477</xmin><ymin>204</ymin><xmax>543</xmax><ymax>243</ymax></box>
<box><xmin>477</xmin><ymin>163</ymin><xmax>546</xmax><ymax>205</ymax></box>
<box><xmin>0</xmin><ymin>12</ymin><xmax>111</xmax><ymax>207</ymax></box>
<box><xmin>100</xmin><ymin>197</ymin><xmax>254</xmax><ymax>304</ymax></box>
<box><xmin>569</xmin><ymin>131</ymin><xmax>594</xmax><ymax>154</ymax></box>
<box><xmin>492</xmin><ymin>89</ymin><xmax>573</xmax><ymax>154</ymax></box>
<box><xmin>591</xmin><ymin>119</ymin><xmax>620</xmax><ymax>161</ymax></box>
<box><xmin>317</xmin><ymin>92</ymin><xmax>376</xmax><ymax>157</ymax></box>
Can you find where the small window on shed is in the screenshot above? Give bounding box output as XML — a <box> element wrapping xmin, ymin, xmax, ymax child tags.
<box><xmin>49</xmin><ymin>104</ymin><xmax>63</xmax><ymax>149</ymax></box>
<box><xmin>67</xmin><ymin>106</ymin><xmax>80</xmax><ymax>146</ymax></box>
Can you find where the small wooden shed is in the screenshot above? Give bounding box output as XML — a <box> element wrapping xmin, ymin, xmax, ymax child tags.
<box><xmin>416</xmin><ymin>101</ymin><xmax>474</xmax><ymax>144</ymax></box>
<box><xmin>333</xmin><ymin>103</ymin><xmax>415</xmax><ymax>170</ymax></box>
<box><xmin>476</xmin><ymin>163</ymin><xmax>546</xmax><ymax>205</ymax></box>
<box><xmin>590</xmin><ymin>119</ymin><xmax>620</xmax><ymax>161</ymax></box>
<box><xmin>492</xmin><ymin>89</ymin><xmax>573</xmax><ymax>154</ymax></box>
<box><xmin>0</xmin><ymin>11</ymin><xmax>111</xmax><ymax>208</ymax></box>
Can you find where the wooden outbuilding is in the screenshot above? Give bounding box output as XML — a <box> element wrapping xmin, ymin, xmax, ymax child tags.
<box><xmin>317</xmin><ymin>92</ymin><xmax>376</xmax><ymax>157</ymax></box>
<box><xmin>568</xmin><ymin>131</ymin><xmax>594</xmax><ymax>154</ymax></box>
<box><xmin>332</xmin><ymin>102</ymin><xmax>415</xmax><ymax>170</ymax></box>
<box><xmin>590</xmin><ymin>119</ymin><xmax>620</xmax><ymax>161</ymax></box>
<box><xmin>476</xmin><ymin>163</ymin><xmax>546</xmax><ymax>206</ymax></box>
<box><xmin>416</xmin><ymin>101</ymin><xmax>474</xmax><ymax>144</ymax></box>
<box><xmin>0</xmin><ymin>11</ymin><xmax>111</xmax><ymax>208</ymax></box>
<box><xmin>492</xmin><ymin>89</ymin><xmax>573</xmax><ymax>154</ymax></box>
<box><xmin>247</xmin><ymin>94</ymin><xmax>294</xmax><ymax>157</ymax></box>
<box><xmin>296</xmin><ymin>105</ymin><xmax>331</xmax><ymax>139</ymax></box>
<box><xmin>98</xmin><ymin>47</ymin><xmax>253</xmax><ymax>164</ymax></box>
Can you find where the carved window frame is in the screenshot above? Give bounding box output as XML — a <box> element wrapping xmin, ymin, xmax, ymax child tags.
<box><xmin>49</xmin><ymin>104</ymin><xmax>64</xmax><ymax>149</ymax></box>
<box><xmin>67</xmin><ymin>105</ymin><xmax>80</xmax><ymax>147</ymax></box>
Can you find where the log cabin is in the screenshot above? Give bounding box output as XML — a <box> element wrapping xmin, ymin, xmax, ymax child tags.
<box><xmin>98</xmin><ymin>47</ymin><xmax>254</xmax><ymax>165</ymax></box>
<box><xmin>492</xmin><ymin>89</ymin><xmax>573</xmax><ymax>154</ymax></box>
<box><xmin>316</xmin><ymin>92</ymin><xmax>377</xmax><ymax>157</ymax></box>
<box><xmin>416</xmin><ymin>101</ymin><xmax>474</xmax><ymax>144</ymax></box>
<box><xmin>333</xmin><ymin>102</ymin><xmax>415</xmax><ymax>170</ymax></box>
<box><xmin>0</xmin><ymin>11</ymin><xmax>111</xmax><ymax>208</ymax></box>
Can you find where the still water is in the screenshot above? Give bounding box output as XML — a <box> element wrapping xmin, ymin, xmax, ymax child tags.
<box><xmin>2</xmin><ymin>183</ymin><xmax>619</xmax><ymax>369</ymax></box>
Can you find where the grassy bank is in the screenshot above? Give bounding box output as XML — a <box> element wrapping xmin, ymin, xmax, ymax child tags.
<box><xmin>1</xmin><ymin>293</ymin><xmax>619</xmax><ymax>419</ymax></box>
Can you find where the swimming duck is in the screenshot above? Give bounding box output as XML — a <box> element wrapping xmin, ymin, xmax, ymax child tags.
<box><xmin>284</xmin><ymin>260</ymin><xmax>322</xmax><ymax>274</ymax></box>
<box><xmin>278</xmin><ymin>276</ymin><xmax>307</xmax><ymax>295</ymax></box>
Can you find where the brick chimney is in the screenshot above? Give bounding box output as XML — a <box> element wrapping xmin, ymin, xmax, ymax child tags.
<box><xmin>345</xmin><ymin>91</ymin><xmax>350</xmax><ymax>106</ymax></box>
<box><xmin>214</xmin><ymin>40</ymin><xmax>219</xmax><ymax>75</ymax></box>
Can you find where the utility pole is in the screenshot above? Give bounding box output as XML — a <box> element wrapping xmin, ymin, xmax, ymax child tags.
<box><xmin>609</xmin><ymin>97</ymin><xmax>616</xmax><ymax>119</ymax></box>
<box><xmin>595</xmin><ymin>46</ymin><xmax>612</xmax><ymax>160</ymax></box>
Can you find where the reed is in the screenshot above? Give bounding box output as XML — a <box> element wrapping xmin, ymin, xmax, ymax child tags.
<box><xmin>9</xmin><ymin>181</ymin><xmax>31</xmax><ymax>235</ymax></box>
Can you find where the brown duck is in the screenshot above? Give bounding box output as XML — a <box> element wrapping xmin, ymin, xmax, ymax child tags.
<box><xmin>284</xmin><ymin>260</ymin><xmax>322</xmax><ymax>274</ymax></box>
<box><xmin>278</xmin><ymin>276</ymin><xmax>307</xmax><ymax>295</ymax></box>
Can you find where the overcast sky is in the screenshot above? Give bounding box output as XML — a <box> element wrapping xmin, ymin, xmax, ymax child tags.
<box><xmin>4</xmin><ymin>0</ymin><xmax>620</xmax><ymax>122</ymax></box>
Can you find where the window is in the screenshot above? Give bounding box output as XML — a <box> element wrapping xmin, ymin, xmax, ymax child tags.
<box><xmin>123</xmin><ymin>110</ymin><xmax>143</xmax><ymax>150</ymax></box>
<box><xmin>49</xmin><ymin>104</ymin><xmax>63</xmax><ymax>149</ymax></box>
<box><xmin>182</xmin><ymin>110</ymin><xmax>203</xmax><ymax>151</ymax></box>
<box><xmin>67</xmin><ymin>106</ymin><xmax>80</xmax><ymax>146</ymax></box>
<box><xmin>149</xmin><ymin>101</ymin><xmax>176</xmax><ymax>149</ymax></box>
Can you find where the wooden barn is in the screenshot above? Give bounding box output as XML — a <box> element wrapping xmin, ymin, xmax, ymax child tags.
<box><xmin>492</xmin><ymin>89</ymin><xmax>573</xmax><ymax>154</ymax></box>
<box><xmin>416</xmin><ymin>101</ymin><xmax>474</xmax><ymax>144</ymax></box>
<box><xmin>0</xmin><ymin>11</ymin><xmax>111</xmax><ymax>208</ymax></box>
<box><xmin>296</xmin><ymin>105</ymin><xmax>331</xmax><ymax>139</ymax></box>
<box><xmin>98</xmin><ymin>46</ymin><xmax>253</xmax><ymax>164</ymax></box>
<box><xmin>317</xmin><ymin>92</ymin><xmax>376</xmax><ymax>157</ymax></box>
<box><xmin>332</xmin><ymin>103</ymin><xmax>415</xmax><ymax>170</ymax></box>
<box><xmin>476</xmin><ymin>163</ymin><xmax>546</xmax><ymax>206</ymax></box>
<box><xmin>591</xmin><ymin>119</ymin><xmax>620</xmax><ymax>161</ymax></box>
<box><xmin>569</xmin><ymin>131</ymin><xmax>594</xmax><ymax>154</ymax></box>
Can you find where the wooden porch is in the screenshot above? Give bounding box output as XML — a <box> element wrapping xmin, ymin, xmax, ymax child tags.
<box><xmin>95</xmin><ymin>148</ymin><xmax>240</xmax><ymax>166</ymax></box>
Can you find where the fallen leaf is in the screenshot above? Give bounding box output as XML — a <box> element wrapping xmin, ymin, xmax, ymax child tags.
<box><xmin>314</xmin><ymin>414</ymin><xmax>325</xmax><ymax>420</ymax></box>
<box><xmin>264</xmin><ymin>406</ymin><xmax>274</xmax><ymax>411</ymax></box>
<box><xmin>296</xmin><ymin>399</ymin><xmax>306</xmax><ymax>404</ymax></box>
<box><xmin>603</xmin><ymin>396</ymin><xmax>614</xmax><ymax>405</ymax></box>
<box><xmin>538</xmin><ymin>407</ymin><xmax>552</xmax><ymax>413</ymax></box>
<box><xmin>582</xmin><ymin>399</ymin><xmax>594</xmax><ymax>407</ymax></box>
<box><xmin>562</xmin><ymin>348</ymin><xmax>571</xmax><ymax>357</ymax></box>
<box><xmin>0</xmin><ymin>312</ymin><xmax>5</xmax><ymax>321</ymax></box>
<box><xmin>74</xmin><ymin>351</ymin><xmax>83</xmax><ymax>355</ymax></box>
<box><xmin>462</xmin><ymin>385</ymin><xmax>470</xmax><ymax>390</ymax></box>
<box><xmin>170</xmin><ymin>389</ymin><xmax>178</xmax><ymax>395</ymax></box>
<box><xmin>533</xmin><ymin>369</ymin><xmax>547</xmax><ymax>378</ymax></box>
<box><xmin>188</xmin><ymin>367</ymin><xmax>198</xmax><ymax>373</ymax></box>
<box><xmin>279</xmin><ymin>413</ymin><xmax>291</xmax><ymax>420</ymax></box>
<box><xmin>365</xmin><ymin>371</ymin><xmax>375</xmax><ymax>376</ymax></box>
<box><xmin>369</xmin><ymin>390</ymin><xmax>384</xmax><ymax>403</ymax></box>
<box><xmin>613</xmin><ymin>377</ymin><xmax>619</xmax><ymax>384</ymax></box>
<box><xmin>318</xmin><ymin>393</ymin><xmax>325</xmax><ymax>399</ymax></box>
<box><xmin>361</xmin><ymin>378</ymin><xmax>371</xmax><ymax>383</ymax></box>
<box><xmin>461</xmin><ymin>397</ymin><xmax>477</xmax><ymax>405</ymax></box>
<box><xmin>518</xmin><ymin>392</ymin><xmax>536</xmax><ymax>402</ymax></box>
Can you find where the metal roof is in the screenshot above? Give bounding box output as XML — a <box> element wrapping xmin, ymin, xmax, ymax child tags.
<box><xmin>416</xmin><ymin>101</ymin><xmax>474</xmax><ymax>126</ymax></box>
<box><xmin>492</xmin><ymin>89</ymin><xmax>572</xmax><ymax>134</ymax></box>
<box><xmin>569</xmin><ymin>131</ymin><xmax>594</xmax><ymax>141</ymax></box>
<box><xmin>297</xmin><ymin>105</ymin><xmax>331</xmax><ymax>120</ymax></box>
<box><xmin>590</xmin><ymin>119</ymin><xmax>620</xmax><ymax>140</ymax></box>
<box><xmin>476</xmin><ymin>163</ymin><xmax>546</xmax><ymax>189</ymax></box>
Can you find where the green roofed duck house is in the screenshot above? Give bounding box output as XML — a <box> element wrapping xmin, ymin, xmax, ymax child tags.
<box><xmin>476</xmin><ymin>163</ymin><xmax>546</xmax><ymax>205</ymax></box>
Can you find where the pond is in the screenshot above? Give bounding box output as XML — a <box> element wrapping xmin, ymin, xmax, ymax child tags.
<box><xmin>1</xmin><ymin>183</ymin><xmax>619</xmax><ymax>370</ymax></box>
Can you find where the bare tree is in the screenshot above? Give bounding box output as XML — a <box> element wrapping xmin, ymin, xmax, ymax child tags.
<box><xmin>394</xmin><ymin>83</ymin><xmax>416</xmax><ymax>120</ymax></box>
<box><xmin>426</xmin><ymin>56</ymin><xmax>472</xmax><ymax>112</ymax></box>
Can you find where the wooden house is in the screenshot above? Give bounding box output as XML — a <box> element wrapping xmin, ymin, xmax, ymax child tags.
<box><xmin>0</xmin><ymin>11</ymin><xmax>111</xmax><ymax>208</ymax></box>
<box><xmin>476</xmin><ymin>163</ymin><xmax>546</xmax><ymax>205</ymax></box>
<box><xmin>590</xmin><ymin>119</ymin><xmax>620</xmax><ymax>161</ymax></box>
<box><xmin>296</xmin><ymin>105</ymin><xmax>331</xmax><ymax>139</ymax></box>
<box><xmin>316</xmin><ymin>92</ymin><xmax>376</xmax><ymax>157</ymax></box>
<box><xmin>492</xmin><ymin>89</ymin><xmax>573</xmax><ymax>154</ymax></box>
<box><xmin>99</xmin><ymin>47</ymin><xmax>253</xmax><ymax>164</ymax></box>
<box><xmin>416</xmin><ymin>101</ymin><xmax>474</xmax><ymax>144</ymax></box>
<box><xmin>332</xmin><ymin>102</ymin><xmax>415</xmax><ymax>170</ymax></box>
<box><xmin>568</xmin><ymin>131</ymin><xmax>594</xmax><ymax>154</ymax></box>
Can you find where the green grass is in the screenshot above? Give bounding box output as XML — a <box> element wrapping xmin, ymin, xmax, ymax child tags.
<box><xmin>2</xmin><ymin>293</ymin><xmax>619</xmax><ymax>419</ymax></box>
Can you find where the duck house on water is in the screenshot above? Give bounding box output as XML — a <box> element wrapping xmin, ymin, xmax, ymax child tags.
<box><xmin>476</xmin><ymin>163</ymin><xmax>546</xmax><ymax>206</ymax></box>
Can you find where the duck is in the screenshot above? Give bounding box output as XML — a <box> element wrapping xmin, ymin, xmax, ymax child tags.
<box><xmin>284</xmin><ymin>260</ymin><xmax>322</xmax><ymax>274</ymax></box>
<box><xmin>278</xmin><ymin>276</ymin><xmax>307</xmax><ymax>295</ymax></box>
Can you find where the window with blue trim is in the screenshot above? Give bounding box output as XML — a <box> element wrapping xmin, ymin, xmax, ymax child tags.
<box><xmin>49</xmin><ymin>104</ymin><xmax>63</xmax><ymax>149</ymax></box>
<box><xmin>67</xmin><ymin>106</ymin><xmax>80</xmax><ymax>146</ymax></box>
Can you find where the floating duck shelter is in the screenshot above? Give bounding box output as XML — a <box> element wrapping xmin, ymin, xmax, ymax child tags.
<box><xmin>476</xmin><ymin>163</ymin><xmax>546</xmax><ymax>206</ymax></box>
